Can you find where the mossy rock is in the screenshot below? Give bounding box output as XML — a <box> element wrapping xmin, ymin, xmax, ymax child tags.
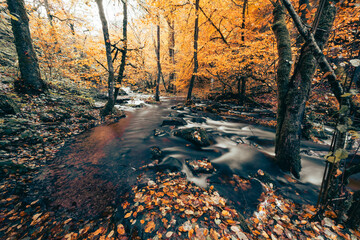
<box><xmin>173</xmin><ymin>127</ymin><xmax>214</xmax><ymax>147</ymax></box>
<box><xmin>0</xmin><ymin>94</ymin><xmax>20</xmax><ymax>116</ymax></box>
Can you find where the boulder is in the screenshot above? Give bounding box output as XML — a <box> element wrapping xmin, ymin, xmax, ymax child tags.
<box><xmin>153</xmin><ymin>128</ymin><xmax>166</xmax><ymax>137</ymax></box>
<box><xmin>185</xmin><ymin>159</ymin><xmax>215</xmax><ymax>175</ymax></box>
<box><xmin>161</xmin><ymin>117</ymin><xmax>187</xmax><ymax>126</ymax></box>
<box><xmin>0</xmin><ymin>94</ymin><xmax>20</xmax><ymax>116</ymax></box>
<box><xmin>156</xmin><ymin>157</ymin><xmax>182</xmax><ymax>172</ymax></box>
<box><xmin>174</xmin><ymin>127</ymin><xmax>213</xmax><ymax>147</ymax></box>
<box><xmin>150</xmin><ymin>146</ymin><xmax>163</xmax><ymax>160</ymax></box>
<box><xmin>192</xmin><ymin>117</ymin><xmax>206</xmax><ymax>123</ymax></box>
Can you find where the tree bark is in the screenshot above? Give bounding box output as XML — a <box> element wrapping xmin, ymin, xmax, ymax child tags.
<box><xmin>239</xmin><ymin>76</ymin><xmax>246</xmax><ymax>105</ymax></box>
<box><xmin>155</xmin><ymin>17</ymin><xmax>161</xmax><ymax>102</ymax></box>
<box><xmin>7</xmin><ymin>0</ymin><xmax>47</xmax><ymax>94</ymax></box>
<box><xmin>114</xmin><ymin>0</ymin><xmax>128</xmax><ymax>102</ymax></box>
<box><xmin>281</xmin><ymin>0</ymin><xmax>350</xmax><ymax>151</ymax></box>
<box><xmin>186</xmin><ymin>0</ymin><xmax>200</xmax><ymax>103</ymax></box>
<box><xmin>272</xmin><ymin>1</ymin><xmax>293</xmax><ymax>175</ymax></box>
<box><xmin>167</xmin><ymin>18</ymin><xmax>175</xmax><ymax>91</ymax></box>
<box><xmin>241</xmin><ymin>0</ymin><xmax>247</xmax><ymax>42</ymax></box>
<box><xmin>95</xmin><ymin>0</ymin><xmax>115</xmax><ymax>117</ymax></box>
<box><xmin>275</xmin><ymin>0</ymin><xmax>338</xmax><ymax>178</ymax></box>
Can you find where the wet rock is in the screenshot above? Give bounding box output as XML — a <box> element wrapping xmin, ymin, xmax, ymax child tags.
<box><xmin>161</xmin><ymin>117</ymin><xmax>187</xmax><ymax>126</ymax></box>
<box><xmin>117</xmin><ymin>88</ymin><xmax>128</xmax><ymax>96</ymax></box>
<box><xmin>185</xmin><ymin>159</ymin><xmax>215</xmax><ymax>175</ymax></box>
<box><xmin>0</xmin><ymin>94</ymin><xmax>20</xmax><ymax>116</ymax></box>
<box><xmin>190</xmin><ymin>106</ymin><xmax>204</xmax><ymax>113</ymax></box>
<box><xmin>150</xmin><ymin>146</ymin><xmax>163</xmax><ymax>160</ymax></box>
<box><xmin>93</xmin><ymin>102</ymin><xmax>105</xmax><ymax>109</ymax></box>
<box><xmin>156</xmin><ymin>157</ymin><xmax>182</xmax><ymax>172</ymax></box>
<box><xmin>176</xmin><ymin>113</ymin><xmax>185</xmax><ymax>118</ymax></box>
<box><xmin>115</xmin><ymin>98</ymin><xmax>130</xmax><ymax>104</ymax></box>
<box><xmin>94</xmin><ymin>93</ymin><xmax>108</xmax><ymax>100</ymax></box>
<box><xmin>173</xmin><ymin>127</ymin><xmax>213</xmax><ymax>147</ymax></box>
<box><xmin>199</xmin><ymin>112</ymin><xmax>223</xmax><ymax>121</ymax></box>
<box><xmin>112</xmin><ymin>108</ymin><xmax>126</xmax><ymax>118</ymax></box>
<box><xmin>171</xmin><ymin>105</ymin><xmax>184</xmax><ymax>110</ymax></box>
<box><xmin>191</xmin><ymin>117</ymin><xmax>206</xmax><ymax>123</ymax></box>
<box><xmin>153</xmin><ymin>128</ymin><xmax>166</xmax><ymax>137</ymax></box>
<box><xmin>127</xmin><ymin>103</ymin><xmax>145</xmax><ymax>108</ymax></box>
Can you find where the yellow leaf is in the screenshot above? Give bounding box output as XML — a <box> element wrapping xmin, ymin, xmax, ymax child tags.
<box><xmin>8</xmin><ymin>13</ymin><xmax>19</xmax><ymax>21</ymax></box>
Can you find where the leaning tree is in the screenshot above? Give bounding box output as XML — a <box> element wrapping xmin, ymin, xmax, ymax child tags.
<box><xmin>7</xmin><ymin>0</ymin><xmax>47</xmax><ymax>94</ymax></box>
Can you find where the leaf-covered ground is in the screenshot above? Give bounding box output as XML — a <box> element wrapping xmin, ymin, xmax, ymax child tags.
<box><xmin>1</xmin><ymin>84</ymin><xmax>359</xmax><ymax>239</ymax></box>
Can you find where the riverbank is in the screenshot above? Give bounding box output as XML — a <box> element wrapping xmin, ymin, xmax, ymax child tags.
<box><xmin>1</xmin><ymin>84</ymin><xmax>360</xmax><ymax>239</ymax></box>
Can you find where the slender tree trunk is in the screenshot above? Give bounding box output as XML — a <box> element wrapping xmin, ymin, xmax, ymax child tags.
<box><xmin>186</xmin><ymin>0</ymin><xmax>200</xmax><ymax>102</ymax></box>
<box><xmin>168</xmin><ymin>18</ymin><xmax>175</xmax><ymax>91</ymax></box>
<box><xmin>7</xmin><ymin>0</ymin><xmax>47</xmax><ymax>94</ymax></box>
<box><xmin>155</xmin><ymin>18</ymin><xmax>161</xmax><ymax>102</ymax></box>
<box><xmin>240</xmin><ymin>76</ymin><xmax>246</xmax><ymax>105</ymax></box>
<box><xmin>114</xmin><ymin>0</ymin><xmax>128</xmax><ymax>101</ymax></box>
<box><xmin>296</xmin><ymin>0</ymin><xmax>310</xmax><ymax>45</ymax></box>
<box><xmin>275</xmin><ymin>0</ymin><xmax>338</xmax><ymax>178</ymax></box>
<box><xmin>241</xmin><ymin>0</ymin><xmax>247</xmax><ymax>42</ymax></box>
<box><xmin>96</xmin><ymin>0</ymin><xmax>115</xmax><ymax>117</ymax></box>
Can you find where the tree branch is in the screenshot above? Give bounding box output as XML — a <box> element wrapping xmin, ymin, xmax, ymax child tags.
<box><xmin>199</xmin><ymin>6</ymin><xmax>229</xmax><ymax>46</ymax></box>
<box><xmin>281</xmin><ymin>0</ymin><xmax>345</xmax><ymax>103</ymax></box>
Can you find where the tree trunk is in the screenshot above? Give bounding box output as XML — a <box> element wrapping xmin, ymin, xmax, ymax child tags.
<box><xmin>95</xmin><ymin>0</ymin><xmax>115</xmax><ymax>117</ymax></box>
<box><xmin>238</xmin><ymin>76</ymin><xmax>246</xmax><ymax>105</ymax></box>
<box><xmin>275</xmin><ymin>0</ymin><xmax>336</xmax><ymax>178</ymax></box>
<box><xmin>241</xmin><ymin>0</ymin><xmax>247</xmax><ymax>42</ymax></box>
<box><xmin>114</xmin><ymin>0</ymin><xmax>128</xmax><ymax>102</ymax></box>
<box><xmin>155</xmin><ymin>17</ymin><xmax>161</xmax><ymax>102</ymax></box>
<box><xmin>186</xmin><ymin>0</ymin><xmax>200</xmax><ymax>103</ymax></box>
<box><xmin>168</xmin><ymin>18</ymin><xmax>175</xmax><ymax>91</ymax></box>
<box><xmin>7</xmin><ymin>0</ymin><xmax>47</xmax><ymax>94</ymax></box>
<box><xmin>347</xmin><ymin>191</ymin><xmax>360</xmax><ymax>229</ymax></box>
<box><xmin>272</xmin><ymin>1</ymin><xmax>293</xmax><ymax>174</ymax></box>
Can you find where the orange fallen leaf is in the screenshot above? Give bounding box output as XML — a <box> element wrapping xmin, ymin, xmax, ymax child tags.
<box><xmin>145</xmin><ymin>221</ymin><xmax>156</xmax><ymax>233</ymax></box>
<box><xmin>93</xmin><ymin>227</ymin><xmax>104</xmax><ymax>236</ymax></box>
<box><xmin>117</xmin><ymin>224</ymin><xmax>125</xmax><ymax>235</ymax></box>
<box><xmin>124</xmin><ymin>211</ymin><xmax>132</xmax><ymax>218</ymax></box>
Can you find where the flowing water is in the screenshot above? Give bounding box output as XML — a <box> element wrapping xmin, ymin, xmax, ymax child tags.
<box><xmin>33</xmin><ymin>91</ymin><xmax>359</xmax><ymax>219</ymax></box>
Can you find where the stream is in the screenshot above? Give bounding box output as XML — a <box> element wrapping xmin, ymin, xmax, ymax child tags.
<box><xmin>32</xmin><ymin>90</ymin><xmax>359</xmax><ymax>220</ymax></box>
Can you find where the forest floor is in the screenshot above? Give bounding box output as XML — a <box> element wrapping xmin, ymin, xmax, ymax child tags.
<box><xmin>1</xmin><ymin>79</ymin><xmax>360</xmax><ymax>239</ymax></box>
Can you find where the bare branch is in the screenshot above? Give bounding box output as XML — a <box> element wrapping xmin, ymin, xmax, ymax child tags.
<box><xmin>199</xmin><ymin>6</ymin><xmax>229</xmax><ymax>46</ymax></box>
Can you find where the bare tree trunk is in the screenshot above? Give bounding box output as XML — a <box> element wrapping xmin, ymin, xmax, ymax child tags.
<box><xmin>114</xmin><ymin>0</ymin><xmax>128</xmax><ymax>101</ymax></box>
<box><xmin>168</xmin><ymin>18</ymin><xmax>175</xmax><ymax>91</ymax></box>
<box><xmin>7</xmin><ymin>0</ymin><xmax>47</xmax><ymax>94</ymax></box>
<box><xmin>186</xmin><ymin>0</ymin><xmax>199</xmax><ymax>103</ymax></box>
<box><xmin>241</xmin><ymin>0</ymin><xmax>247</xmax><ymax>42</ymax></box>
<box><xmin>95</xmin><ymin>0</ymin><xmax>115</xmax><ymax>117</ymax></box>
<box><xmin>155</xmin><ymin>17</ymin><xmax>161</xmax><ymax>102</ymax></box>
